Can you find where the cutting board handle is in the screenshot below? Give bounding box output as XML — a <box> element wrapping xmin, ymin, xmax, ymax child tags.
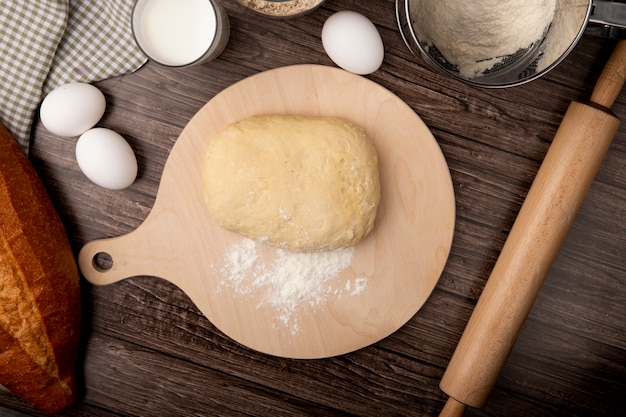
<box><xmin>78</xmin><ymin>221</ymin><xmax>183</xmax><ymax>286</ymax></box>
<box><xmin>79</xmin><ymin>236</ymin><xmax>142</xmax><ymax>286</ymax></box>
<box><xmin>78</xmin><ymin>203</ymin><xmax>200</xmax><ymax>287</ymax></box>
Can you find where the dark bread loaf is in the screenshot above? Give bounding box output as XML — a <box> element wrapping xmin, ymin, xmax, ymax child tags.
<box><xmin>0</xmin><ymin>122</ymin><xmax>81</xmax><ymax>413</ymax></box>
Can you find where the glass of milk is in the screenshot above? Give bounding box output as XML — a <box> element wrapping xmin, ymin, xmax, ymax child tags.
<box><xmin>132</xmin><ymin>0</ymin><xmax>230</xmax><ymax>67</ymax></box>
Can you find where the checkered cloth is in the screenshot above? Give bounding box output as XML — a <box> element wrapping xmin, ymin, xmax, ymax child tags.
<box><xmin>0</xmin><ymin>0</ymin><xmax>147</xmax><ymax>153</ymax></box>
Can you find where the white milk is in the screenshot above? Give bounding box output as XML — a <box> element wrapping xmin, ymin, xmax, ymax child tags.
<box><xmin>134</xmin><ymin>0</ymin><xmax>217</xmax><ymax>66</ymax></box>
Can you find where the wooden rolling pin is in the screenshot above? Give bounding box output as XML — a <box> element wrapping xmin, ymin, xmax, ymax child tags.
<box><xmin>439</xmin><ymin>40</ymin><xmax>626</xmax><ymax>416</ymax></box>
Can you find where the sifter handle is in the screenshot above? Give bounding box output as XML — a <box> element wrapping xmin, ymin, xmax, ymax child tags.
<box><xmin>438</xmin><ymin>40</ymin><xmax>626</xmax><ymax>416</ymax></box>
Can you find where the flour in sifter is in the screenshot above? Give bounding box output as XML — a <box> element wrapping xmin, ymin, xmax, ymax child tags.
<box><xmin>412</xmin><ymin>0</ymin><xmax>557</xmax><ymax>78</ymax></box>
<box><xmin>217</xmin><ymin>238</ymin><xmax>367</xmax><ymax>333</ymax></box>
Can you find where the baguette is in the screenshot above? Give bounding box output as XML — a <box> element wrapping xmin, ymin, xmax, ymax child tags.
<box><xmin>0</xmin><ymin>122</ymin><xmax>81</xmax><ymax>413</ymax></box>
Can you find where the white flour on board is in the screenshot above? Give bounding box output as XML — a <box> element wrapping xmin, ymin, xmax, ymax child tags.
<box><xmin>216</xmin><ymin>238</ymin><xmax>368</xmax><ymax>333</ymax></box>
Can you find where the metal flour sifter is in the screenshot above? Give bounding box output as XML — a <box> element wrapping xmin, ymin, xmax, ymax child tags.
<box><xmin>398</xmin><ymin>0</ymin><xmax>626</xmax><ymax>87</ymax></box>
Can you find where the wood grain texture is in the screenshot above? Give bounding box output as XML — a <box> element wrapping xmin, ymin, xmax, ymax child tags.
<box><xmin>1</xmin><ymin>0</ymin><xmax>624</xmax><ymax>416</ymax></box>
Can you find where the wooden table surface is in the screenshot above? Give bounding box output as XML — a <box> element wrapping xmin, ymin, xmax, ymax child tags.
<box><xmin>2</xmin><ymin>1</ymin><xmax>625</xmax><ymax>416</ymax></box>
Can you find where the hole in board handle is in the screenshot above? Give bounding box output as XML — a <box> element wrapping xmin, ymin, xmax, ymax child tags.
<box><xmin>93</xmin><ymin>252</ymin><xmax>113</xmax><ymax>272</ymax></box>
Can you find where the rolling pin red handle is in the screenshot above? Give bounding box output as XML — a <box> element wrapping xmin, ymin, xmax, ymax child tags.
<box><xmin>438</xmin><ymin>39</ymin><xmax>626</xmax><ymax>417</ymax></box>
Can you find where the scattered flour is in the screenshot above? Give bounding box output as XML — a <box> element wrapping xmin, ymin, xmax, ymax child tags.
<box><xmin>344</xmin><ymin>277</ymin><xmax>368</xmax><ymax>296</ymax></box>
<box><xmin>221</xmin><ymin>239</ymin><xmax>259</xmax><ymax>286</ymax></box>
<box><xmin>412</xmin><ymin>0</ymin><xmax>557</xmax><ymax>79</ymax></box>
<box><xmin>217</xmin><ymin>239</ymin><xmax>368</xmax><ymax>333</ymax></box>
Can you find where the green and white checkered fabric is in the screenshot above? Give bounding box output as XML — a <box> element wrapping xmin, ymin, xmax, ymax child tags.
<box><xmin>0</xmin><ymin>0</ymin><xmax>147</xmax><ymax>153</ymax></box>
<box><xmin>0</xmin><ymin>1</ymin><xmax>67</xmax><ymax>152</ymax></box>
<box><xmin>44</xmin><ymin>0</ymin><xmax>147</xmax><ymax>93</ymax></box>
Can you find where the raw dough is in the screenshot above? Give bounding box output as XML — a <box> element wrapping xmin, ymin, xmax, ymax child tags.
<box><xmin>202</xmin><ymin>115</ymin><xmax>380</xmax><ymax>252</ymax></box>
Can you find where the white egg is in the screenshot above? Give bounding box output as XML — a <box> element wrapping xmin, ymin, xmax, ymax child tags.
<box><xmin>76</xmin><ymin>128</ymin><xmax>138</xmax><ymax>190</ymax></box>
<box><xmin>40</xmin><ymin>83</ymin><xmax>106</xmax><ymax>137</ymax></box>
<box><xmin>322</xmin><ymin>11</ymin><xmax>384</xmax><ymax>75</ymax></box>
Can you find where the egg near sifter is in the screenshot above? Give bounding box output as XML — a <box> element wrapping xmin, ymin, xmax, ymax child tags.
<box><xmin>322</xmin><ymin>11</ymin><xmax>384</xmax><ymax>75</ymax></box>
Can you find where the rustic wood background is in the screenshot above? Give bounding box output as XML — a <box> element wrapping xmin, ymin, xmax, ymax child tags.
<box><xmin>2</xmin><ymin>0</ymin><xmax>625</xmax><ymax>416</ymax></box>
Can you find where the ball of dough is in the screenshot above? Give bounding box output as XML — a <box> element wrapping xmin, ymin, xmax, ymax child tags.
<box><xmin>202</xmin><ymin>115</ymin><xmax>380</xmax><ymax>252</ymax></box>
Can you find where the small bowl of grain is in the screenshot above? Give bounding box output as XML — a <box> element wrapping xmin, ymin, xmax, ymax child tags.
<box><xmin>238</xmin><ymin>0</ymin><xmax>326</xmax><ymax>19</ymax></box>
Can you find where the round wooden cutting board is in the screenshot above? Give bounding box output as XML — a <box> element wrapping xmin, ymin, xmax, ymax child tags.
<box><xmin>79</xmin><ymin>64</ymin><xmax>456</xmax><ymax>359</ymax></box>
